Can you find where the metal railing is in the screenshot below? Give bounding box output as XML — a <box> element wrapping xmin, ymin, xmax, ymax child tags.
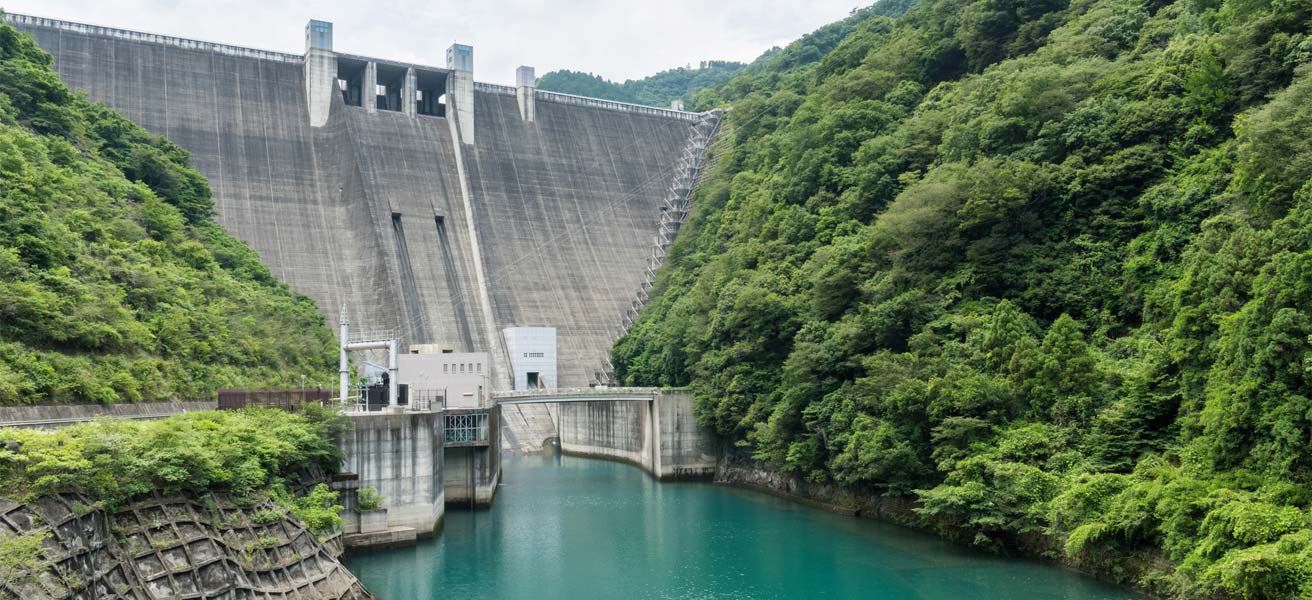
<box><xmin>340</xmin><ymin>386</ymin><xmax>445</xmax><ymax>414</ymax></box>
<box><xmin>444</xmin><ymin>412</ymin><xmax>489</xmax><ymax>444</ymax></box>
<box><xmin>474</xmin><ymin>81</ymin><xmax>516</xmax><ymax>95</ymax></box>
<box><xmin>346</xmin><ymin>329</ymin><xmax>399</xmax><ymax>344</ymax></box>
<box><xmin>4</xmin><ymin>13</ymin><xmax>301</xmax><ymax>63</ymax></box>
<box><xmin>217</xmin><ymin>388</ymin><xmax>334</xmax><ymax>411</ymax></box>
<box><xmin>599</xmin><ymin>110</ymin><xmax>724</xmax><ymax>384</ymax></box>
<box><xmin>407</xmin><ymin>388</ymin><xmax>447</xmax><ymax>412</ymax></box>
<box><xmin>535</xmin><ymin>90</ymin><xmax>702</xmax><ymax>121</ymax></box>
<box><xmin>8</xmin><ymin>11</ymin><xmax>715</xmax><ymax>123</ymax></box>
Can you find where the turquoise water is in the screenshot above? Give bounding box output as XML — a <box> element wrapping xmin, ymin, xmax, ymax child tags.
<box><xmin>346</xmin><ymin>453</ymin><xmax>1144</xmax><ymax>599</ymax></box>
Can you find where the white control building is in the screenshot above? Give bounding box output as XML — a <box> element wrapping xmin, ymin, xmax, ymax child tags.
<box><xmin>503</xmin><ymin>326</ymin><xmax>557</xmax><ymax>390</ymax></box>
<box><xmin>397</xmin><ymin>346</ymin><xmax>489</xmax><ymax>408</ymax></box>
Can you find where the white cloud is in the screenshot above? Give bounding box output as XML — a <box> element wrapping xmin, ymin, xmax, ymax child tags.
<box><xmin>5</xmin><ymin>0</ymin><xmax>864</xmax><ymax>85</ymax></box>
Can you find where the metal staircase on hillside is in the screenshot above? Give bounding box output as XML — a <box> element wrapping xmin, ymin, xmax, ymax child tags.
<box><xmin>595</xmin><ymin>109</ymin><xmax>725</xmax><ymax>385</ymax></box>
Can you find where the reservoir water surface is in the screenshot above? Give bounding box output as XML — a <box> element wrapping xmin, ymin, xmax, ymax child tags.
<box><xmin>347</xmin><ymin>453</ymin><xmax>1144</xmax><ymax>599</ymax></box>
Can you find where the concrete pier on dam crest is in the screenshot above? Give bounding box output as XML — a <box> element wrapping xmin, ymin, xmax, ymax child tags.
<box><xmin>7</xmin><ymin>13</ymin><xmax>721</xmax><ymax>393</ymax></box>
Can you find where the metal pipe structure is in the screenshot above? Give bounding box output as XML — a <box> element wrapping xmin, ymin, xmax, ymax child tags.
<box><xmin>389</xmin><ymin>339</ymin><xmax>399</xmax><ymax>409</ymax></box>
<box><xmin>343</xmin><ymin>340</ymin><xmax>397</xmax><ymax>407</ymax></box>
<box><xmin>339</xmin><ymin>305</ymin><xmax>350</xmax><ymax>405</ymax></box>
<box><xmin>338</xmin><ymin>305</ymin><xmax>400</xmax><ymax>408</ymax></box>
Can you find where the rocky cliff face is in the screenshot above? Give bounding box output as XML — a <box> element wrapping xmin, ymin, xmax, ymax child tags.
<box><xmin>0</xmin><ymin>492</ymin><xmax>371</xmax><ymax>599</ymax></box>
<box><xmin>714</xmin><ymin>448</ymin><xmax>918</xmax><ymax>525</ymax></box>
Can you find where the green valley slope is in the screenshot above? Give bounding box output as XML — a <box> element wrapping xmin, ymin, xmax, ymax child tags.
<box><xmin>536</xmin><ymin>61</ymin><xmax>748</xmax><ymax>108</ymax></box>
<box><xmin>614</xmin><ymin>0</ymin><xmax>1312</xmax><ymax>597</ymax></box>
<box><xmin>0</xmin><ymin>20</ymin><xmax>336</xmax><ymax>405</ymax></box>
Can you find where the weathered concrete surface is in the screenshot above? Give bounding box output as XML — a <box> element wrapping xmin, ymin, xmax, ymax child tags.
<box><xmin>652</xmin><ymin>390</ymin><xmax>718</xmax><ymax>479</ymax></box>
<box><xmin>338</xmin><ymin>410</ymin><xmax>444</xmax><ymax>535</ymax></box>
<box><xmin>556</xmin><ymin>389</ymin><xmax>716</xmax><ymax>479</ymax></box>
<box><xmin>500</xmin><ymin>403</ymin><xmax>559</xmax><ymax>453</ymax></box>
<box><xmin>442</xmin><ymin>446</ymin><xmax>501</xmax><ymax>507</ymax></box>
<box><xmin>443</xmin><ymin>406</ymin><xmax>502</xmax><ymax>507</ymax></box>
<box><xmin>343</xmin><ymin>526</ymin><xmax>417</xmax><ymax>551</ymax></box>
<box><xmin>0</xmin><ymin>492</ymin><xmax>372</xmax><ymax>599</ymax></box>
<box><xmin>14</xmin><ymin>17</ymin><xmax>706</xmax><ymax>389</ymax></box>
<box><xmin>558</xmin><ymin>398</ymin><xmax>650</xmax><ymax>469</ymax></box>
<box><xmin>0</xmin><ymin>401</ymin><xmax>216</xmax><ymax>428</ymax></box>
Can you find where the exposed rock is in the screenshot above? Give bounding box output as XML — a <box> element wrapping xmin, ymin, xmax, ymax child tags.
<box><xmin>714</xmin><ymin>447</ymin><xmax>918</xmax><ymax>525</ymax></box>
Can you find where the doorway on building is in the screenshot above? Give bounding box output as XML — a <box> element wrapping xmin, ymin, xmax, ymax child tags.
<box><xmin>527</xmin><ymin>372</ymin><xmax>541</xmax><ymax>389</ymax></box>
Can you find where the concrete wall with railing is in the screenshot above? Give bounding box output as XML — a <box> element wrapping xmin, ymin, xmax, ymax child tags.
<box><xmin>555</xmin><ymin>389</ymin><xmax>716</xmax><ymax>479</ymax></box>
<box><xmin>0</xmin><ymin>401</ymin><xmax>216</xmax><ymax>428</ymax></box>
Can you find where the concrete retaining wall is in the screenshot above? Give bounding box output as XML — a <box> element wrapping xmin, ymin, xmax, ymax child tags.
<box><xmin>557</xmin><ymin>390</ymin><xmax>716</xmax><ymax>479</ymax></box>
<box><xmin>0</xmin><ymin>492</ymin><xmax>372</xmax><ymax>599</ymax></box>
<box><xmin>338</xmin><ymin>411</ymin><xmax>444</xmax><ymax>536</ymax></box>
<box><xmin>443</xmin><ymin>406</ymin><xmax>502</xmax><ymax>507</ymax></box>
<box><xmin>558</xmin><ymin>398</ymin><xmax>651</xmax><ymax>469</ymax></box>
<box><xmin>0</xmin><ymin>401</ymin><xmax>216</xmax><ymax>427</ymax></box>
<box><xmin>652</xmin><ymin>390</ymin><xmax>718</xmax><ymax>479</ymax></box>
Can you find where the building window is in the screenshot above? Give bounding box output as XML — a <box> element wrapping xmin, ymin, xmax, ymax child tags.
<box><xmin>443</xmin><ymin>364</ymin><xmax>448</xmax><ymax>374</ymax></box>
<box><xmin>477</xmin><ymin>363</ymin><xmax>482</xmax><ymax>373</ymax></box>
<box><xmin>460</xmin><ymin>364</ymin><xmax>466</xmax><ymax>373</ymax></box>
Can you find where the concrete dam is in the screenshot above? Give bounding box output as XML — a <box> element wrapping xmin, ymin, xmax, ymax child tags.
<box><xmin>9</xmin><ymin>14</ymin><xmax>719</xmax><ymax>390</ymax></box>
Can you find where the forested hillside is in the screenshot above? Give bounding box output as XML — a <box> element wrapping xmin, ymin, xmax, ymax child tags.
<box><xmin>536</xmin><ymin>61</ymin><xmax>747</xmax><ymax>107</ymax></box>
<box><xmin>0</xmin><ymin>21</ymin><xmax>336</xmax><ymax>404</ymax></box>
<box><xmin>614</xmin><ymin>0</ymin><xmax>1312</xmax><ymax>597</ymax></box>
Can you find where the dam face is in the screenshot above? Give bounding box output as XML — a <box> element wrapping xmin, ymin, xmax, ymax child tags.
<box><xmin>10</xmin><ymin>14</ymin><xmax>716</xmax><ymax>388</ymax></box>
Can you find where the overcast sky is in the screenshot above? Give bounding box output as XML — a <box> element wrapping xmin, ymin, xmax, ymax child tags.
<box><xmin>5</xmin><ymin>0</ymin><xmax>863</xmax><ymax>85</ymax></box>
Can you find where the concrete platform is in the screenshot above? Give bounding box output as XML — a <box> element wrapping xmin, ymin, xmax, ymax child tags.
<box><xmin>344</xmin><ymin>526</ymin><xmax>418</xmax><ymax>550</ymax></box>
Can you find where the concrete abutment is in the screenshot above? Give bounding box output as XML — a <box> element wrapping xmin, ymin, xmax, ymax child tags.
<box><xmin>555</xmin><ymin>389</ymin><xmax>718</xmax><ymax>479</ymax></box>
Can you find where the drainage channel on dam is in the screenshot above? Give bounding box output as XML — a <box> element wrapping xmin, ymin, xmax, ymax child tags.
<box><xmin>345</xmin><ymin>453</ymin><xmax>1145</xmax><ymax>600</ymax></box>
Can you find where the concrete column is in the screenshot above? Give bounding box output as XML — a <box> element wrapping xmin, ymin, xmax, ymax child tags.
<box><xmin>304</xmin><ymin>20</ymin><xmax>337</xmax><ymax>127</ymax></box>
<box><xmin>364</xmin><ymin>61</ymin><xmax>378</xmax><ymax>114</ymax></box>
<box><xmin>445</xmin><ymin>43</ymin><xmax>475</xmax><ymax>143</ymax></box>
<box><xmin>515</xmin><ymin>65</ymin><xmax>535</xmax><ymax>122</ymax></box>
<box><xmin>403</xmin><ymin>67</ymin><xmax>417</xmax><ymax>117</ymax></box>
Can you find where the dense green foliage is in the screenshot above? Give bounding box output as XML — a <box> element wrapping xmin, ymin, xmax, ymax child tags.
<box><xmin>356</xmin><ymin>486</ymin><xmax>383</xmax><ymax>511</ymax></box>
<box><xmin>614</xmin><ymin>0</ymin><xmax>1312</xmax><ymax>596</ymax></box>
<box><xmin>537</xmin><ymin>61</ymin><xmax>747</xmax><ymax>107</ymax></box>
<box><xmin>0</xmin><ymin>407</ymin><xmax>346</xmax><ymax>529</ymax></box>
<box><xmin>0</xmin><ymin>20</ymin><xmax>336</xmax><ymax>405</ymax></box>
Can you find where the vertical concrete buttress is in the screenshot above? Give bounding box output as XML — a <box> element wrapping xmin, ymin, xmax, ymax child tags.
<box><xmin>515</xmin><ymin>65</ymin><xmax>535</xmax><ymax>122</ymax></box>
<box><xmin>364</xmin><ymin>61</ymin><xmax>378</xmax><ymax>114</ymax></box>
<box><xmin>403</xmin><ymin>67</ymin><xmax>417</xmax><ymax>117</ymax></box>
<box><xmin>445</xmin><ymin>43</ymin><xmax>475</xmax><ymax>143</ymax></box>
<box><xmin>304</xmin><ymin>20</ymin><xmax>336</xmax><ymax>128</ymax></box>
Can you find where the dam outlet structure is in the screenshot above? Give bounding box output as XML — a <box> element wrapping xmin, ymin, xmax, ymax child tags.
<box><xmin>6</xmin><ymin>14</ymin><xmax>722</xmax><ymax>403</ymax></box>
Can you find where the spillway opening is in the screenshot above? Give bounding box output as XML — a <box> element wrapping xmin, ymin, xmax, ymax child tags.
<box><xmin>375</xmin><ymin>64</ymin><xmax>407</xmax><ymax>112</ymax></box>
<box><xmin>337</xmin><ymin>57</ymin><xmax>367</xmax><ymax>107</ymax></box>
<box><xmin>415</xmin><ymin>69</ymin><xmax>448</xmax><ymax>118</ymax></box>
